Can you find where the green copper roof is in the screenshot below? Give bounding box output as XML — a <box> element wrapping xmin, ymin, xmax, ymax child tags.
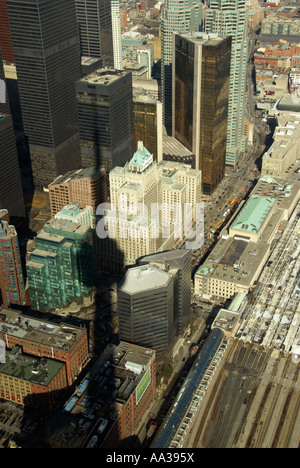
<box><xmin>231</xmin><ymin>196</ymin><xmax>276</xmax><ymax>234</ymax></box>
<box><xmin>128</xmin><ymin>141</ymin><xmax>153</xmax><ymax>171</ymax></box>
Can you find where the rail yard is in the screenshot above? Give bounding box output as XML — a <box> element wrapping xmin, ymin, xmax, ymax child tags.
<box><xmin>184</xmin><ymin>339</ymin><xmax>300</xmax><ymax>448</ymax></box>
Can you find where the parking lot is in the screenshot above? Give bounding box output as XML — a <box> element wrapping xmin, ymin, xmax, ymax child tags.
<box><xmin>0</xmin><ymin>404</ymin><xmax>25</xmax><ymax>447</ymax></box>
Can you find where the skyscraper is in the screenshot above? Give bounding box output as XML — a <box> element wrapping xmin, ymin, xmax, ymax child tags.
<box><xmin>0</xmin><ymin>220</ymin><xmax>26</xmax><ymax>308</ymax></box>
<box><xmin>118</xmin><ymin>264</ymin><xmax>177</xmax><ymax>358</ymax></box>
<box><xmin>0</xmin><ymin>0</ymin><xmax>14</xmax><ymax>63</ymax></box>
<box><xmin>75</xmin><ymin>0</ymin><xmax>114</xmax><ymax>68</ymax></box>
<box><xmin>205</xmin><ymin>0</ymin><xmax>249</xmax><ymax>166</ymax></box>
<box><xmin>111</xmin><ymin>0</ymin><xmax>123</xmax><ymax>70</ymax></box>
<box><xmin>161</xmin><ymin>0</ymin><xmax>204</xmax><ymax>133</ymax></box>
<box><xmin>133</xmin><ymin>87</ymin><xmax>163</xmax><ymax>163</ymax></box>
<box><xmin>76</xmin><ymin>69</ymin><xmax>135</xmax><ymax>170</ymax></box>
<box><xmin>138</xmin><ymin>249</ymin><xmax>192</xmax><ymax>336</ymax></box>
<box><xmin>6</xmin><ymin>0</ymin><xmax>82</xmax><ymax>188</ymax></box>
<box><xmin>173</xmin><ymin>32</ymin><xmax>231</xmax><ymax>194</ymax></box>
<box><xmin>0</xmin><ymin>114</ymin><xmax>25</xmax><ymax>219</ymax></box>
<box><xmin>0</xmin><ymin>50</ymin><xmax>9</xmax><ymax>114</ymax></box>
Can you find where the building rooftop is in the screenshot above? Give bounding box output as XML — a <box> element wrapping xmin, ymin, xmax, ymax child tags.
<box><xmin>177</xmin><ymin>31</ymin><xmax>228</xmax><ymax>47</ymax></box>
<box><xmin>128</xmin><ymin>141</ymin><xmax>153</xmax><ymax>172</ymax></box>
<box><xmin>231</xmin><ymin>196</ymin><xmax>276</xmax><ymax>234</ymax></box>
<box><xmin>0</xmin><ymin>308</ymin><xmax>86</xmax><ymax>351</ymax></box>
<box><xmin>43</xmin><ymin>341</ymin><xmax>155</xmax><ymax>448</ymax></box>
<box><xmin>0</xmin><ymin>220</ymin><xmax>17</xmax><ymax>239</ymax></box>
<box><xmin>79</xmin><ymin>68</ymin><xmax>129</xmax><ymax>86</ymax></box>
<box><xmin>118</xmin><ymin>264</ymin><xmax>173</xmax><ymax>295</ymax></box>
<box><xmin>49</xmin><ymin>167</ymin><xmax>104</xmax><ymax>186</ymax></box>
<box><xmin>0</xmin><ymin>346</ymin><xmax>64</xmax><ymax>387</ymax></box>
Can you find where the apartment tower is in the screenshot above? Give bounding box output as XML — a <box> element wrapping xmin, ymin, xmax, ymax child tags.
<box><xmin>6</xmin><ymin>0</ymin><xmax>82</xmax><ymax>188</ymax></box>
<box><xmin>26</xmin><ymin>218</ymin><xmax>94</xmax><ymax>312</ymax></box>
<box><xmin>205</xmin><ymin>0</ymin><xmax>249</xmax><ymax>166</ymax></box>
<box><xmin>0</xmin><ymin>220</ymin><xmax>26</xmax><ymax>308</ymax></box>
<box><xmin>111</xmin><ymin>0</ymin><xmax>123</xmax><ymax>70</ymax></box>
<box><xmin>161</xmin><ymin>0</ymin><xmax>204</xmax><ymax>133</ymax></box>
<box><xmin>75</xmin><ymin>0</ymin><xmax>114</xmax><ymax>67</ymax></box>
<box><xmin>173</xmin><ymin>32</ymin><xmax>231</xmax><ymax>194</ymax></box>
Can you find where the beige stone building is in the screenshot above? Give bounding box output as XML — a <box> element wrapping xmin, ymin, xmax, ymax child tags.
<box><xmin>96</xmin><ymin>142</ymin><xmax>201</xmax><ymax>274</ymax></box>
<box><xmin>261</xmin><ymin>112</ymin><xmax>300</xmax><ymax>178</ymax></box>
<box><xmin>194</xmin><ymin>176</ymin><xmax>300</xmax><ymax>300</ymax></box>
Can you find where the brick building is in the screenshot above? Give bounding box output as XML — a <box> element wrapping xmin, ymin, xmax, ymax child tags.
<box><xmin>0</xmin><ymin>346</ymin><xmax>67</xmax><ymax>411</ymax></box>
<box><xmin>0</xmin><ymin>308</ymin><xmax>89</xmax><ymax>385</ymax></box>
<box><xmin>0</xmin><ymin>0</ymin><xmax>14</xmax><ymax>63</ymax></box>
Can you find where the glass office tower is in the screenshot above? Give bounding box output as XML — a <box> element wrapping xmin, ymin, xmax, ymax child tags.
<box><xmin>173</xmin><ymin>32</ymin><xmax>231</xmax><ymax>194</ymax></box>
<box><xmin>161</xmin><ymin>0</ymin><xmax>203</xmax><ymax>134</ymax></box>
<box><xmin>6</xmin><ymin>0</ymin><xmax>82</xmax><ymax>188</ymax></box>
<box><xmin>205</xmin><ymin>0</ymin><xmax>249</xmax><ymax>166</ymax></box>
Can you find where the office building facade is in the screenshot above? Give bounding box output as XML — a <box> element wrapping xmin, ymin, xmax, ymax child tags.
<box><xmin>0</xmin><ymin>114</ymin><xmax>25</xmax><ymax>219</ymax></box>
<box><xmin>48</xmin><ymin>167</ymin><xmax>108</xmax><ymax>218</ymax></box>
<box><xmin>76</xmin><ymin>69</ymin><xmax>135</xmax><ymax>170</ymax></box>
<box><xmin>173</xmin><ymin>32</ymin><xmax>231</xmax><ymax>194</ymax></box>
<box><xmin>118</xmin><ymin>265</ymin><xmax>177</xmax><ymax>358</ymax></box>
<box><xmin>97</xmin><ymin>146</ymin><xmax>201</xmax><ymax>274</ymax></box>
<box><xmin>205</xmin><ymin>0</ymin><xmax>249</xmax><ymax>166</ymax></box>
<box><xmin>138</xmin><ymin>249</ymin><xmax>192</xmax><ymax>336</ymax></box>
<box><xmin>75</xmin><ymin>0</ymin><xmax>114</xmax><ymax>67</ymax></box>
<box><xmin>6</xmin><ymin>0</ymin><xmax>82</xmax><ymax>188</ymax></box>
<box><xmin>0</xmin><ymin>220</ymin><xmax>26</xmax><ymax>308</ymax></box>
<box><xmin>133</xmin><ymin>87</ymin><xmax>163</xmax><ymax>163</ymax></box>
<box><xmin>161</xmin><ymin>0</ymin><xmax>204</xmax><ymax>133</ymax></box>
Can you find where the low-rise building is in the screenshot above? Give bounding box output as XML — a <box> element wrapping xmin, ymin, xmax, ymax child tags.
<box><xmin>194</xmin><ymin>176</ymin><xmax>300</xmax><ymax>300</ymax></box>
<box><xmin>0</xmin><ymin>346</ymin><xmax>67</xmax><ymax>411</ymax></box>
<box><xmin>43</xmin><ymin>341</ymin><xmax>156</xmax><ymax>448</ymax></box>
<box><xmin>0</xmin><ymin>308</ymin><xmax>89</xmax><ymax>386</ymax></box>
<box><xmin>261</xmin><ymin>112</ymin><xmax>300</xmax><ymax>178</ymax></box>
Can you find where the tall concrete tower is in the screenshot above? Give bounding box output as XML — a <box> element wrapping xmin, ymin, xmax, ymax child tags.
<box><xmin>161</xmin><ymin>0</ymin><xmax>203</xmax><ymax>134</ymax></box>
<box><xmin>205</xmin><ymin>0</ymin><xmax>249</xmax><ymax>166</ymax></box>
<box><xmin>111</xmin><ymin>0</ymin><xmax>123</xmax><ymax>70</ymax></box>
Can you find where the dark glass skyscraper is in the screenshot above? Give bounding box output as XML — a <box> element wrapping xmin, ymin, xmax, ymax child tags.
<box><xmin>75</xmin><ymin>0</ymin><xmax>114</xmax><ymax>68</ymax></box>
<box><xmin>0</xmin><ymin>114</ymin><xmax>25</xmax><ymax>219</ymax></box>
<box><xmin>173</xmin><ymin>32</ymin><xmax>231</xmax><ymax>194</ymax></box>
<box><xmin>161</xmin><ymin>0</ymin><xmax>204</xmax><ymax>134</ymax></box>
<box><xmin>76</xmin><ymin>69</ymin><xmax>134</xmax><ymax>170</ymax></box>
<box><xmin>6</xmin><ymin>0</ymin><xmax>82</xmax><ymax>188</ymax></box>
